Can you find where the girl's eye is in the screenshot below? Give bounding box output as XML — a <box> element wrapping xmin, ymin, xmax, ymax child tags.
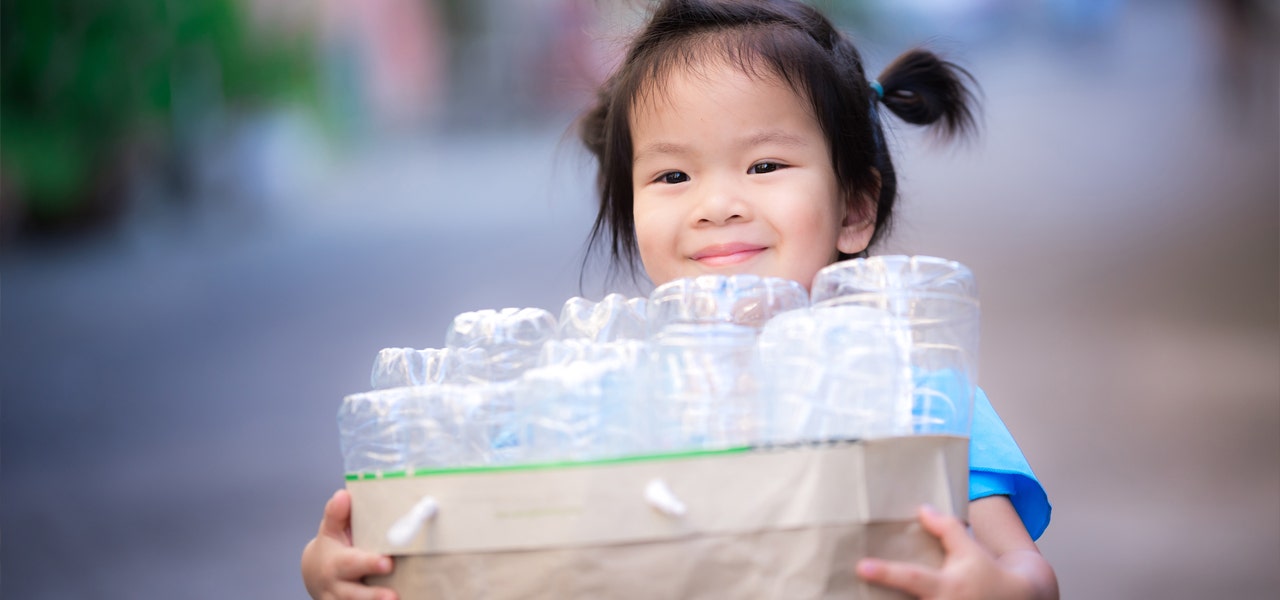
<box><xmin>659</xmin><ymin>171</ymin><xmax>689</xmax><ymax>184</ymax></box>
<box><xmin>749</xmin><ymin>162</ymin><xmax>781</xmax><ymax>174</ymax></box>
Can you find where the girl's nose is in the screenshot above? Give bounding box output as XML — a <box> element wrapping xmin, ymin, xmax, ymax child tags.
<box><xmin>691</xmin><ymin>177</ymin><xmax>752</xmax><ymax>226</ymax></box>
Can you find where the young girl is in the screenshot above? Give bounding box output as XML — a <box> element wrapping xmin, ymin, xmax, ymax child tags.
<box><xmin>303</xmin><ymin>1</ymin><xmax>1058</xmax><ymax>598</ymax></box>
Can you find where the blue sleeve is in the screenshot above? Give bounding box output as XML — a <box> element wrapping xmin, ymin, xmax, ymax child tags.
<box><xmin>969</xmin><ymin>388</ymin><xmax>1051</xmax><ymax>540</ymax></box>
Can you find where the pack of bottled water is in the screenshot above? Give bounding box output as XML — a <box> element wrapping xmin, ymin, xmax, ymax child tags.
<box><xmin>339</xmin><ymin>256</ymin><xmax>980</xmax><ymax>476</ymax></box>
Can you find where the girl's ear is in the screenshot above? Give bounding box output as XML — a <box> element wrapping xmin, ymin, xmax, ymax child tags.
<box><xmin>836</xmin><ymin>169</ymin><xmax>879</xmax><ymax>255</ymax></box>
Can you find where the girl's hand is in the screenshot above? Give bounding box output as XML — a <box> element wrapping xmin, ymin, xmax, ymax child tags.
<box><xmin>301</xmin><ymin>489</ymin><xmax>400</xmax><ymax>600</ymax></box>
<box><xmin>855</xmin><ymin>503</ymin><xmax>1058</xmax><ymax>600</ymax></box>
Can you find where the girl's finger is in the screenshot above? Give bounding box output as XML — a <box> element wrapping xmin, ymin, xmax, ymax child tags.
<box><xmin>856</xmin><ymin>558</ymin><xmax>940</xmax><ymax>597</ymax></box>
<box><xmin>319</xmin><ymin>489</ymin><xmax>354</xmax><ymax>541</ymax></box>
<box><xmin>333</xmin><ymin>548</ymin><xmax>394</xmax><ymax>582</ymax></box>
<box><xmin>332</xmin><ymin>580</ymin><xmax>400</xmax><ymax>600</ymax></box>
<box><xmin>919</xmin><ymin>504</ymin><xmax>975</xmax><ymax>555</ymax></box>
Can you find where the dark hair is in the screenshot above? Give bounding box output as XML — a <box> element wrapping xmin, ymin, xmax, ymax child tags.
<box><xmin>580</xmin><ymin>0</ymin><xmax>977</xmax><ymax>280</ymax></box>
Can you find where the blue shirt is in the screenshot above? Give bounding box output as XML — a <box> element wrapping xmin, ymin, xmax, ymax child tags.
<box><xmin>969</xmin><ymin>388</ymin><xmax>1051</xmax><ymax>540</ymax></box>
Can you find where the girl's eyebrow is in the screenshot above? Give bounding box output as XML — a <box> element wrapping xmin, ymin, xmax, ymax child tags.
<box><xmin>744</xmin><ymin>129</ymin><xmax>810</xmax><ymax>149</ymax></box>
<box><xmin>633</xmin><ymin>141</ymin><xmax>689</xmax><ymax>164</ymax></box>
<box><xmin>635</xmin><ymin>130</ymin><xmax>809</xmax><ymax>164</ymax></box>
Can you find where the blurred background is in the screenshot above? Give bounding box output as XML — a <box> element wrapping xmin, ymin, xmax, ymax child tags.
<box><xmin>2</xmin><ymin>0</ymin><xmax>1276</xmax><ymax>598</ymax></box>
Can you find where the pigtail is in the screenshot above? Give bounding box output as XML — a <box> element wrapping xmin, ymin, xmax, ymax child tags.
<box><xmin>875</xmin><ymin>49</ymin><xmax>979</xmax><ymax>140</ymax></box>
<box><xmin>579</xmin><ymin>102</ymin><xmax>606</xmax><ymax>164</ymax></box>
<box><xmin>579</xmin><ymin>87</ymin><xmax>615</xmax><ymax>268</ymax></box>
<box><xmin>578</xmin><ymin>85</ymin><xmax>611</xmax><ymax>195</ymax></box>
<box><xmin>577</xmin><ymin>76</ymin><xmax>644</xmax><ymax>284</ymax></box>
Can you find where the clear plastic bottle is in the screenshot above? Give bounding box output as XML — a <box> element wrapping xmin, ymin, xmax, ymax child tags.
<box><xmin>647</xmin><ymin>323</ymin><xmax>763</xmax><ymax>451</ymax></box>
<box><xmin>811</xmin><ymin>256</ymin><xmax>980</xmax><ymax>436</ymax></box>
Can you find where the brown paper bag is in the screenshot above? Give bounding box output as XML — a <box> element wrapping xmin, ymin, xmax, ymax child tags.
<box><xmin>347</xmin><ymin>435</ymin><xmax>967</xmax><ymax>599</ymax></box>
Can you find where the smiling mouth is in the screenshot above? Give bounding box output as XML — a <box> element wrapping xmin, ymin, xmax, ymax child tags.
<box><xmin>691</xmin><ymin>245</ymin><xmax>766</xmax><ymax>267</ymax></box>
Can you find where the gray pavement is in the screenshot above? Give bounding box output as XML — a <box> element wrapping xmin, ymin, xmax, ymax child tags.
<box><xmin>3</xmin><ymin>3</ymin><xmax>1277</xmax><ymax>599</ymax></box>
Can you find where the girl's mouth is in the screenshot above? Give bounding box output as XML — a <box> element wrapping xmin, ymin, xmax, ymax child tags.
<box><xmin>690</xmin><ymin>243</ymin><xmax>767</xmax><ymax>267</ymax></box>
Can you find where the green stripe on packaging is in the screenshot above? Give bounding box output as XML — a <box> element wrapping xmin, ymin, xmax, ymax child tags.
<box><xmin>345</xmin><ymin>445</ymin><xmax>753</xmax><ymax>481</ymax></box>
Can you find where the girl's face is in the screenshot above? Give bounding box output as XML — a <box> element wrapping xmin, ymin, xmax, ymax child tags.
<box><xmin>629</xmin><ymin>61</ymin><xmax>873</xmax><ymax>290</ymax></box>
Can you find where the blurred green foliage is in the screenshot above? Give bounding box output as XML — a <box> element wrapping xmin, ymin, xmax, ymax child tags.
<box><xmin>1</xmin><ymin>0</ymin><xmax>319</xmax><ymax>225</ymax></box>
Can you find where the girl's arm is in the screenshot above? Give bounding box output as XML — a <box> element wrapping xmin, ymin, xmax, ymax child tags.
<box><xmin>969</xmin><ymin>496</ymin><xmax>1059</xmax><ymax>599</ymax></box>
<box><xmin>856</xmin><ymin>496</ymin><xmax>1059</xmax><ymax>600</ymax></box>
<box><xmin>301</xmin><ymin>489</ymin><xmax>400</xmax><ymax>600</ymax></box>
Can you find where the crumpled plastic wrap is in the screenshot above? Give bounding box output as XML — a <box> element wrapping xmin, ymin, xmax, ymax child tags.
<box><xmin>446</xmin><ymin>308</ymin><xmax>556</xmax><ymax>382</ymax></box>
<box><xmin>557</xmin><ymin>293</ymin><xmax>647</xmax><ymax>342</ymax></box>
<box><xmin>370</xmin><ymin>347</ymin><xmax>490</xmax><ymax>390</ymax></box>
<box><xmin>339</xmin><ymin>255</ymin><xmax>980</xmax><ymax>475</ymax></box>
<box><xmin>647</xmin><ymin>274</ymin><xmax>808</xmax><ymax>332</ymax></box>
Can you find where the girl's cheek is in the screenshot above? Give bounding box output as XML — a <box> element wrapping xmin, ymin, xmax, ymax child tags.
<box><xmin>631</xmin><ymin>215</ymin><xmax>655</xmax><ymax>265</ymax></box>
<box><xmin>633</xmin><ymin>205</ymin><xmax>664</xmax><ymax>249</ymax></box>
<box><xmin>634</xmin><ymin>229</ymin><xmax>677</xmax><ymax>285</ymax></box>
